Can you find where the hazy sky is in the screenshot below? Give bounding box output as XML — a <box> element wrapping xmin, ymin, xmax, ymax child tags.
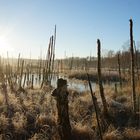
<box><xmin>0</xmin><ymin>0</ymin><xmax>140</xmax><ymax>59</ymax></box>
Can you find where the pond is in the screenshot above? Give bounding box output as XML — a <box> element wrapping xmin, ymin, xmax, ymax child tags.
<box><xmin>20</xmin><ymin>73</ymin><xmax>118</xmax><ymax>93</ymax></box>
<box><xmin>51</xmin><ymin>75</ymin><xmax>96</xmax><ymax>92</ymax></box>
<box><xmin>20</xmin><ymin>74</ymin><xmax>96</xmax><ymax>92</ymax></box>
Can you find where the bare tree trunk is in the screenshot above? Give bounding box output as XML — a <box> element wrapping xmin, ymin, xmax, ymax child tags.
<box><xmin>38</xmin><ymin>49</ymin><xmax>42</xmax><ymax>83</ymax></box>
<box><xmin>40</xmin><ymin>68</ymin><xmax>45</xmax><ymax>89</ymax></box>
<box><xmin>31</xmin><ymin>74</ymin><xmax>34</xmax><ymax>89</ymax></box>
<box><xmin>51</xmin><ymin>25</ymin><xmax>56</xmax><ymax>80</ymax></box>
<box><xmin>16</xmin><ymin>53</ymin><xmax>20</xmax><ymax>81</ymax></box>
<box><xmin>17</xmin><ymin>53</ymin><xmax>20</xmax><ymax>74</ymax></box>
<box><xmin>130</xmin><ymin>19</ymin><xmax>136</xmax><ymax>113</ymax></box>
<box><xmin>114</xmin><ymin>83</ymin><xmax>118</xmax><ymax>94</ymax></box>
<box><xmin>23</xmin><ymin>72</ymin><xmax>26</xmax><ymax>88</ymax></box>
<box><xmin>118</xmin><ymin>53</ymin><xmax>122</xmax><ymax>89</ymax></box>
<box><xmin>19</xmin><ymin>60</ymin><xmax>24</xmax><ymax>90</ymax></box>
<box><xmin>97</xmin><ymin>39</ymin><xmax>108</xmax><ymax>115</ymax></box>
<box><xmin>57</xmin><ymin>60</ymin><xmax>60</xmax><ymax>79</ymax></box>
<box><xmin>26</xmin><ymin>67</ymin><xmax>29</xmax><ymax>86</ymax></box>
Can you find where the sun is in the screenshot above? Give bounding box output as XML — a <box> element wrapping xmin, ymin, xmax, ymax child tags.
<box><xmin>0</xmin><ymin>36</ymin><xmax>14</xmax><ymax>56</ymax></box>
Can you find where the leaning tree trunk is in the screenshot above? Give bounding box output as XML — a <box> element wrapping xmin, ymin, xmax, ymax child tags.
<box><xmin>87</xmin><ymin>73</ymin><xmax>103</xmax><ymax>140</ymax></box>
<box><xmin>97</xmin><ymin>39</ymin><xmax>108</xmax><ymax>115</ymax></box>
<box><xmin>130</xmin><ymin>19</ymin><xmax>136</xmax><ymax>113</ymax></box>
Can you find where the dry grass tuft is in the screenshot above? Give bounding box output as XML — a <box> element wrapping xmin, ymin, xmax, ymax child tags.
<box><xmin>35</xmin><ymin>113</ymin><xmax>56</xmax><ymax>128</ymax></box>
<box><xmin>103</xmin><ymin>130</ymin><xmax>123</xmax><ymax>140</ymax></box>
<box><xmin>12</xmin><ymin>112</ymin><xmax>27</xmax><ymax>133</ymax></box>
<box><xmin>0</xmin><ymin>78</ymin><xmax>139</xmax><ymax>140</ymax></box>
<box><xmin>123</xmin><ymin>128</ymin><xmax>140</xmax><ymax>140</ymax></box>
<box><xmin>0</xmin><ymin>93</ymin><xmax>4</xmax><ymax>105</ymax></box>
<box><xmin>72</xmin><ymin>123</ymin><xmax>95</xmax><ymax>140</ymax></box>
<box><xmin>0</xmin><ymin>114</ymin><xmax>9</xmax><ymax>131</ymax></box>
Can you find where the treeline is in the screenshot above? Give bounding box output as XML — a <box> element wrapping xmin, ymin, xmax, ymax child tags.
<box><xmin>55</xmin><ymin>48</ymin><xmax>140</xmax><ymax>72</ymax></box>
<box><xmin>0</xmin><ymin>47</ymin><xmax>139</xmax><ymax>75</ymax></box>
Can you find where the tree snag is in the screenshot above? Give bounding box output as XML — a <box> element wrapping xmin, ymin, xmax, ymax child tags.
<box><xmin>97</xmin><ymin>39</ymin><xmax>108</xmax><ymax>115</ymax></box>
<box><xmin>52</xmin><ymin>78</ymin><xmax>71</xmax><ymax>140</ymax></box>
<box><xmin>130</xmin><ymin>19</ymin><xmax>136</xmax><ymax>113</ymax></box>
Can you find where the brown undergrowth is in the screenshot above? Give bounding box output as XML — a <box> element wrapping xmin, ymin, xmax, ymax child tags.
<box><xmin>0</xmin><ymin>82</ymin><xmax>139</xmax><ymax>140</ymax></box>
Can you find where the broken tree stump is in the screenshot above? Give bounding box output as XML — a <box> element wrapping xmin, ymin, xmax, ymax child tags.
<box><xmin>52</xmin><ymin>78</ymin><xmax>71</xmax><ymax>140</ymax></box>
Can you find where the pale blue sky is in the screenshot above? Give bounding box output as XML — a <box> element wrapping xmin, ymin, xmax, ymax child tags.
<box><xmin>0</xmin><ymin>0</ymin><xmax>140</xmax><ymax>59</ymax></box>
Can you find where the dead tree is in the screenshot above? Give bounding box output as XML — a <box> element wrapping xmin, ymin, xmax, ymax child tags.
<box><xmin>39</xmin><ymin>58</ymin><xmax>42</xmax><ymax>83</ymax></box>
<box><xmin>23</xmin><ymin>72</ymin><xmax>26</xmax><ymax>88</ymax></box>
<box><xmin>51</xmin><ymin>25</ymin><xmax>56</xmax><ymax>81</ymax></box>
<box><xmin>118</xmin><ymin>53</ymin><xmax>122</xmax><ymax>89</ymax></box>
<box><xmin>97</xmin><ymin>39</ymin><xmax>108</xmax><ymax>115</ymax></box>
<box><xmin>130</xmin><ymin>19</ymin><xmax>136</xmax><ymax>113</ymax></box>
<box><xmin>26</xmin><ymin>66</ymin><xmax>30</xmax><ymax>86</ymax></box>
<box><xmin>52</xmin><ymin>78</ymin><xmax>71</xmax><ymax>140</ymax></box>
<box><xmin>31</xmin><ymin>74</ymin><xmax>34</xmax><ymax>89</ymax></box>
<box><xmin>17</xmin><ymin>53</ymin><xmax>20</xmax><ymax>73</ymax></box>
<box><xmin>19</xmin><ymin>60</ymin><xmax>24</xmax><ymax>90</ymax></box>
<box><xmin>40</xmin><ymin>68</ymin><xmax>45</xmax><ymax>89</ymax></box>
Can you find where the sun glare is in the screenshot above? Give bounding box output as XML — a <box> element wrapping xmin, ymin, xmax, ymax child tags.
<box><xmin>0</xmin><ymin>37</ymin><xmax>14</xmax><ymax>56</ymax></box>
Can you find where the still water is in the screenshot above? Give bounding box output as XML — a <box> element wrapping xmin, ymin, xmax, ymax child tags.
<box><xmin>20</xmin><ymin>74</ymin><xmax>96</xmax><ymax>92</ymax></box>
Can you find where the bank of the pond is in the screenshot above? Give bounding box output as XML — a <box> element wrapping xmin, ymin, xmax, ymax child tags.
<box><xmin>21</xmin><ymin>72</ymin><xmax>124</xmax><ymax>93</ymax></box>
<box><xmin>68</xmin><ymin>72</ymin><xmax>125</xmax><ymax>83</ymax></box>
<box><xmin>51</xmin><ymin>76</ymin><xmax>95</xmax><ymax>92</ymax></box>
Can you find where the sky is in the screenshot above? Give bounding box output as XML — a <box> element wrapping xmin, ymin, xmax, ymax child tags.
<box><xmin>0</xmin><ymin>0</ymin><xmax>140</xmax><ymax>59</ymax></box>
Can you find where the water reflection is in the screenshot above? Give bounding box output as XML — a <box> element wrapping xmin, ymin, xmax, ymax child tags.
<box><xmin>21</xmin><ymin>74</ymin><xmax>96</xmax><ymax>92</ymax></box>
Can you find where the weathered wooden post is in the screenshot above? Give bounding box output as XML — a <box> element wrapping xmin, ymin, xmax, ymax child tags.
<box><xmin>130</xmin><ymin>19</ymin><xmax>136</xmax><ymax>113</ymax></box>
<box><xmin>52</xmin><ymin>78</ymin><xmax>71</xmax><ymax>140</ymax></box>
